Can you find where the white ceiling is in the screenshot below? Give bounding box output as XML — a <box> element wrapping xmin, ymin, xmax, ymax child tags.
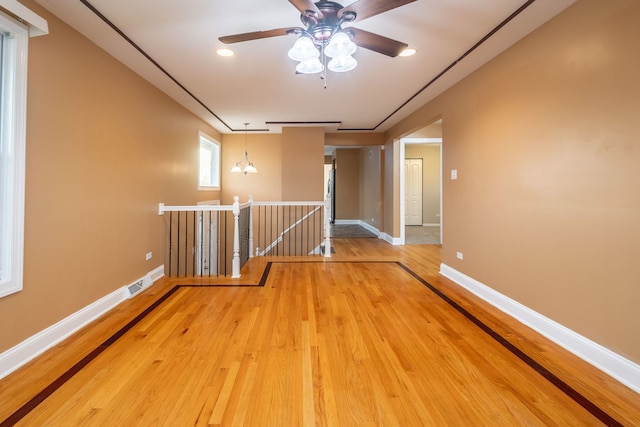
<box><xmin>34</xmin><ymin>0</ymin><xmax>576</xmax><ymax>134</ymax></box>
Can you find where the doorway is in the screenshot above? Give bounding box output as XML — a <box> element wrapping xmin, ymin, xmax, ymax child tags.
<box><xmin>400</xmin><ymin>137</ymin><xmax>442</xmax><ymax>245</ymax></box>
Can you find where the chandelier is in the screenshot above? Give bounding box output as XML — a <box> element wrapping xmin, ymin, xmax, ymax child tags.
<box><xmin>230</xmin><ymin>123</ymin><xmax>257</xmax><ymax>174</ymax></box>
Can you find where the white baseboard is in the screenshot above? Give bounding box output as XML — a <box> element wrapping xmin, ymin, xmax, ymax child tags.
<box><xmin>148</xmin><ymin>265</ymin><xmax>165</xmax><ymax>284</ymax></box>
<box><xmin>380</xmin><ymin>232</ymin><xmax>402</xmax><ymax>245</ymax></box>
<box><xmin>359</xmin><ymin>221</ymin><xmax>380</xmax><ymax>237</ymax></box>
<box><xmin>440</xmin><ymin>263</ymin><xmax>640</xmax><ymax>393</ymax></box>
<box><xmin>334</xmin><ymin>219</ymin><xmax>386</xmax><ymax>240</ymax></box>
<box><xmin>0</xmin><ymin>265</ymin><xmax>165</xmax><ymax>380</ymax></box>
<box><xmin>334</xmin><ymin>219</ymin><xmax>360</xmax><ymax>225</ymax></box>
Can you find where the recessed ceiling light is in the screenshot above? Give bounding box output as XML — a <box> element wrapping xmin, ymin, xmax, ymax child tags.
<box><xmin>399</xmin><ymin>48</ymin><xmax>416</xmax><ymax>57</ymax></box>
<box><xmin>216</xmin><ymin>48</ymin><xmax>234</xmax><ymax>57</ymax></box>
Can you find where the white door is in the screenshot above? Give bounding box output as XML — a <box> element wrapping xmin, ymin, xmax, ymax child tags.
<box><xmin>405</xmin><ymin>159</ymin><xmax>423</xmax><ymax>226</ymax></box>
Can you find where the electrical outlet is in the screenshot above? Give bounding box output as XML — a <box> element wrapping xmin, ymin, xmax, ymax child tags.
<box><xmin>456</xmin><ymin>252</ymin><xmax>464</xmax><ymax>260</ymax></box>
<box><xmin>146</xmin><ymin>252</ymin><xmax>152</xmax><ymax>261</ymax></box>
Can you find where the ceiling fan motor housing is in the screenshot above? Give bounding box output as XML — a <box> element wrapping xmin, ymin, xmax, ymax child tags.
<box><xmin>301</xmin><ymin>1</ymin><xmax>356</xmax><ymax>45</ymax></box>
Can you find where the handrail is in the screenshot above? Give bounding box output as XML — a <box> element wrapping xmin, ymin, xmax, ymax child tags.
<box><xmin>158</xmin><ymin>203</ymin><xmax>233</xmax><ymax>214</ymax></box>
<box><xmin>157</xmin><ymin>202</ymin><xmax>252</xmax><ymax>214</ymax></box>
<box><xmin>252</xmin><ymin>201</ymin><xmax>325</xmax><ymax>207</ymax></box>
<box><xmin>158</xmin><ymin>195</ymin><xmax>332</xmax><ymax>278</ymax></box>
<box><xmin>258</xmin><ymin>204</ymin><xmax>323</xmax><ymax>256</ymax></box>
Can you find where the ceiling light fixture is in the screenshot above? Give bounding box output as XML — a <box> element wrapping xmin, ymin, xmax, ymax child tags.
<box><xmin>220</xmin><ymin>1</ymin><xmax>416</xmax><ymax>85</ymax></box>
<box><xmin>216</xmin><ymin>48</ymin><xmax>234</xmax><ymax>57</ymax></box>
<box><xmin>231</xmin><ymin>123</ymin><xmax>257</xmax><ymax>174</ymax></box>
<box><xmin>286</xmin><ymin>5</ymin><xmax>359</xmax><ymax>78</ymax></box>
<box><xmin>288</xmin><ymin>29</ymin><xmax>357</xmax><ymax>76</ymax></box>
<box><xmin>399</xmin><ymin>47</ymin><xmax>416</xmax><ymax>57</ymax></box>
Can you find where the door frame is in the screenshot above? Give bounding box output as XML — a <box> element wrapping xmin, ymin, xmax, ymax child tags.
<box><xmin>399</xmin><ymin>138</ymin><xmax>442</xmax><ymax>245</ymax></box>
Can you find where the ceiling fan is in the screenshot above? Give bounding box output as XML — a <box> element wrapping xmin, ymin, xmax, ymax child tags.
<box><xmin>219</xmin><ymin>0</ymin><xmax>417</xmax><ymax>74</ymax></box>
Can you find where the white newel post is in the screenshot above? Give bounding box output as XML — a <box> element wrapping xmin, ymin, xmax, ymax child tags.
<box><xmin>232</xmin><ymin>196</ymin><xmax>241</xmax><ymax>278</ymax></box>
<box><xmin>248</xmin><ymin>195</ymin><xmax>254</xmax><ymax>259</ymax></box>
<box><xmin>324</xmin><ymin>194</ymin><xmax>331</xmax><ymax>258</ymax></box>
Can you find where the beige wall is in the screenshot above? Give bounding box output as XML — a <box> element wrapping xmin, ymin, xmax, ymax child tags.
<box><xmin>327</xmin><ymin>133</ymin><xmax>385</xmax><ymax>229</ymax></box>
<box><xmin>334</xmin><ymin>149</ymin><xmax>360</xmax><ymax>220</ymax></box>
<box><xmin>282</xmin><ymin>127</ymin><xmax>325</xmax><ymax>201</ymax></box>
<box><xmin>405</xmin><ymin>145</ymin><xmax>441</xmax><ymax>225</ymax></box>
<box><xmin>221</xmin><ymin>133</ymin><xmax>282</xmax><ymax>204</ymax></box>
<box><xmin>385</xmin><ymin>0</ymin><xmax>640</xmax><ymax>362</ymax></box>
<box><xmin>0</xmin><ymin>1</ymin><xmax>222</xmax><ymax>353</ymax></box>
<box><xmin>359</xmin><ymin>146</ymin><xmax>382</xmax><ymax>230</ymax></box>
<box><xmin>325</xmin><ymin>132</ymin><xmax>384</xmax><ymax>147</ymax></box>
<box><xmin>221</xmin><ymin>128</ymin><xmax>323</xmax><ymax>204</ymax></box>
<box><xmin>410</xmin><ymin>121</ymin><xmax>442</xmax><ymax>139</ymax></box>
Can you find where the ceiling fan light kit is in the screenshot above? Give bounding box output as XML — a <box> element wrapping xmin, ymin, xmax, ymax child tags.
<box><xmin>290</xmin><ymin>30</ymin><xmax>358</xmax><ymax>74</ymax></box>
<box><xmin>220</xmin><ymin>0</ymin><xmax>415</xmax><ymax>79</ymax></box>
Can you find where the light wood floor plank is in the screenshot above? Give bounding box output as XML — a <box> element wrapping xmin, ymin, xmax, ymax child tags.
<box><xmin>1</xmin><ymin>240</ymin><xmax>639</xmax><ymax>426</ymax></box>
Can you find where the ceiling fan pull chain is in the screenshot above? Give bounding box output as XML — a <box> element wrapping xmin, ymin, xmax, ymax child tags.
<box><xmin>322</xmin><ymin>44</ymin><xmax>328</xmax><ymax>89</ymax></box>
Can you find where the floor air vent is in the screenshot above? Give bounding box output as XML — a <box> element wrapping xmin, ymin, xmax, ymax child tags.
<box><xmin>127</xmin><ymin>280</ymin><xmax>144</xmax><ymax>298</ymax></box>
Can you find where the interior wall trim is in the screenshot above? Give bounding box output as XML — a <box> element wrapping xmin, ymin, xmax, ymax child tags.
<box><xmin>333</xmin><ymin>219</ymin><xmax>381</xmax><ymax>237</ymax></box>
<box><xmin>380</xmin><ymin>232</ymin><xmax>402</xmax><ymax>246</ymax></box>
<box><xmin>0</xmin><ymin>265</ymin><xmax>165</xmax><ymax>380</ymax></box>
<box><xmin>79</xmin><ymin>0</ymin><xmax>537</xmax><ymax>132</ymax></box>
<box><xmin>440</xmin><ymin>263</ymin><xmax>640</xmax><ymax>394</ymax></box>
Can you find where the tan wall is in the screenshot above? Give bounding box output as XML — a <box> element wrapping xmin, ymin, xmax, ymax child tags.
<box><xmin>405</xmin><ymin>145</ymin><xmax>441</xmax><ymax>225</ymax></box>
<box><xmin>221</xmin><ymin>133</ymin><xmax>282</xmax><ymax>203</ymax></box>
<box><xmin>359</xmin><ymin>146</ymin><xmax>382</xmax><ymax>230</ymax></box>
<box><xmin>0</xmin><ymin>1</ymin><xmax>222</xmax><ymax>353</ymax></box>
<box><xmin>334</xmin><ymin>149</ymin><xmax>360</xmax><ymax>220</ymax></box>
<box><xmin>385</xmin><ymin>0</ymin><xmax>640</xmax><ymax>362</ymax></box>
<box><xmin>325</xmin><ymin>132</ymin><xmax>384</xmax><ymax>147</ymax></box>
<box><xmin>221</xmin><ymin>127</ymin><xmax>324</xmax><ymax>203</ymax></box>
<box><xmin>410</xmin><ymin>122</ymin><xmax>442</xmax><ymax>139</ymax></box>
<box><xmin>282</xmin><ymin>127</ymin><xmax>325</xmax><ymax>201</ymax></box>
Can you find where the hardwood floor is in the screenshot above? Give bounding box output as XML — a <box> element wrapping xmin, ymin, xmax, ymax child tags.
<box><xmin>1</xmin><ymin>239</ymin><xmax>639</xmax><ymax>426</ymax></box>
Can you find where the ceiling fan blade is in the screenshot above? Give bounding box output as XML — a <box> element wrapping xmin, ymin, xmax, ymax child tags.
<box><xmin>350</xmin><ymin>28</ymin><xmax>408</xmax><ymax>57</ymax></box>
<box><xmin>219</xmin><ymin>27</ymin><xmax>303</xmax><ymax>44</ymax></box>
<box><xmin>288</xmin><ymin>0</ymin><xmax>323</xmax><ymax>18</ymax></box>
<box><xmin>339</xmin><ymin>0</ymin><xmax>417</xmax><ymax>22</ymax></box>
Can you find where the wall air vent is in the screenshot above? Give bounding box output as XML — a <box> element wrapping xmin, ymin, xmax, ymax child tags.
<box><xmin>127</xmin><ymin>280</ymin><xmax>144</xmax><ymax>298</ymax></box>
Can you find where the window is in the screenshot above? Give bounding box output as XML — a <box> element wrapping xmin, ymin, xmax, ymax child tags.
<box><xmin>198</xmin><ymin>132</ymin><xmax>220</xmax><ymax>190</ymax></box>
<box><xmin>0</xmin><ymin>12</ymin><xmax>28</xmax><ymax>298</ymax></box>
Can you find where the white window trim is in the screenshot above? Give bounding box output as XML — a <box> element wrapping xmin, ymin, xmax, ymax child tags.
<box><xmin>0</xmin><ymin>11</ymin><xmax>28</xmax><ymax>298</ymax></box>
<box><xmin>198</xmin><ymin>131</ymin><xmax>221</xmax><ymax>191</ymax></box>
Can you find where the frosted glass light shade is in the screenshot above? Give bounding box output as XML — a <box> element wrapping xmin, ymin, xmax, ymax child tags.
<box><xmin>296</xmin><ymin>57</ymin><xmax>324</xmax><ymax>74</ymax></box>
<box><xmin>288</xmin><ymin>36</ymin><xmax>319</xmax><ymax>61</ymax></box>
<box><xmin>325</xmin><ymin>32</ymin><xmax>356</xmax><ymax>58</ymax></box>
<box><xmin>244</xmin><ymin>163</ymin><xmax>258</xmax><ymax>174</ymax></box>
<box><xmin>328</xmin><ymin>55</ymin><xmax>357</xmax><ymax>72</ymax></box>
